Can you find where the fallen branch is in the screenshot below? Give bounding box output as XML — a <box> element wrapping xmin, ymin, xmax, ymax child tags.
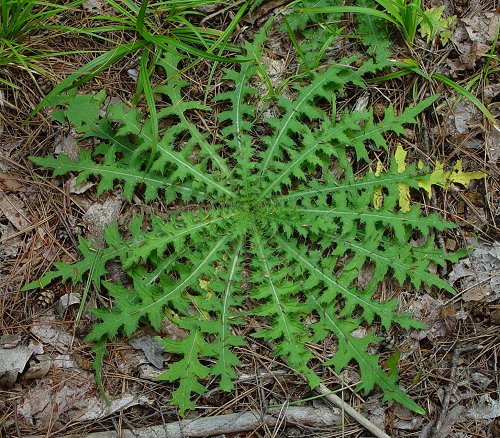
<box><xmin>27</xmin><ymin>405</ymin><xmax>341</xmax><ymax>438</ymax></box>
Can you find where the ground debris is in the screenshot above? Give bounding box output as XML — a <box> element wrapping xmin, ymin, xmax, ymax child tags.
<box><xmin>18</xmin><ymin>369</ymin><xmax>149</xmax><ymax>429</ymax></box>
<box><xmin>0</xmin><ymin>345</ymin><xmax>33</xmax><ymax>388</ymax></box>
<box><xmin>82</xmin><ymin>196</ymin><xmax>122</xmax><ymax>247</ymax></box>
<box><xmin>25</xmin><ymin>405</ymin><xmax>342</xmax><ymax>438</ymax></box>
<box><xmin>0</xmin><ymin>192</ymin><xmax>30</xmax><ymax>231</ymax></box>
<box><xmin>449</xmin><ymin>240</ymin><xmax>500</xmax><ymax>302</ymax></box>
<box><xmin>449</xmin><ymin>9</ymin><xmax>499</xmax><ymax>70</ymax></box>
<box><xmin>466</xmin><ymin>394</ymin><xmax>500</xmax><ymax>421</ymax></box>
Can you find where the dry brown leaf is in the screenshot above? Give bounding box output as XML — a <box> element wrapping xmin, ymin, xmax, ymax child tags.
<box><xmin>451</xmin><ymin>10</ymin><xmax>500</xmax><ymax>69</ymax></box>
<box><xmin>449</xmin><ymin>99</ymin><xmax>483</xmax><ymax>135</ymax></box>
<box><xmin>67</xmin><ymin>175</ymin><xmax>94</xmax><ymax>194</ymax></box>
<box><xmin>0</xmin><ymin>171</ymin><xmax>25</xmax><ymax>192</ymax></box>
<box><xmin>130</xmin><ymin>336</ymin><xmax>165</xmax><ymax>369</ymax></box>
<box><xmin>449</xmin><ymin>241</ymin><xmax>500</xmax><ymax>301</ymax></box>
<box><xmin>54</xmin><ymin>133</ymin><xmax>79</xmax><ymax>160</ymax></box>
<box><xmin>485</xmin><ymin>125</ymin><xmax>500</xmax><ymax>163</ymax></box>
<box><xmin>466</xmin><ymin>394</ymin><xmax>500</xmax><ymax>420</ymax></box>
<box><xmin>0</xmin><ymin>193</ymin><xmax>30</xmax><ymax>231</ymax></box>
<box><xmin>0</xmin><ymin>223</ymin><xmax>23</xmax><ymax>257</ymax></box>
<box><xmin>408</xmin><ymin>294</ymin><xmax>451</xmax><ymax>340</ymax></box>
<box><xmin>0</xmin><ymin>345</ymin><xmax>34</xmax><ymax>388</ymax></box>
<box><xmin>82</xmin><ymin>196</ymin><xmax>122</xmax><ymax>247</ymax></box>
<box><xmin>462</xmin><ymin>285</ymin><xmax>490</xmax><ymax>302</ymax></box>
<box><xmin>462</xmin><ymin>11</ymin><xmax>499</xmax><ymax>47</ymax></box>
<box><xmin>30</xmin><ymin>315</ymin><xmax>74</xmax><ymax>353</ymax></box>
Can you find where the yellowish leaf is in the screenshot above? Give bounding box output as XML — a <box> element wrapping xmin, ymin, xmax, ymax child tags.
<box><xmin>398</xmin><ymin>182</ymin><xmax>411</xmax><ymax>212</ymax></box>
<box><xmin>419</xmin><ymin>160</ymin><xmax>487</xmax><ymax>196</ymax></box>
<box><xmin>448</xmin><ymin>161</ymin><xmax>487</xmax><ymax>187</ymax></box>
<box><xmin>395</xmin><ymin>144</ymin><xmax>411</xmax><ymax>212</ymax></box>
<box><xmin>419</xmin><ymin>161</ymin><xmax>446</xmax><ymax>196</ymax></box>
<box><xmin>395</xmin><ymin>143</ymin><xmax>407</xmax><ymax>173</ymax></box>
<box><xmin>372</xmin><ymin>160</ymin><xmax>384</xmax><ymax>210</ymax></box>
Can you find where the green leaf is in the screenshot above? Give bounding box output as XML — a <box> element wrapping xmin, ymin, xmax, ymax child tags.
<box><xmin>157</xmin><ymin>327</ymin><xmax>211</xmax><ymax>416</ymax></box>
<box><xmin>26</xmin><ymin>37</ymin><xmax>464</xmax><ymax>416</ymax></box>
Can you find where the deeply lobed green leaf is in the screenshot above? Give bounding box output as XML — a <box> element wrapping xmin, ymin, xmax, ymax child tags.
<box><xmin>26</xmin><ymin>35</ymin><xmax>462</xmax><ymax>416</ymax></box>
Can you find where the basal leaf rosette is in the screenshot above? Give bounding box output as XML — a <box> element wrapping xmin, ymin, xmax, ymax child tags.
<box><xmin>25</xmin><ymin>39</ymin><xmax>462</xmax><ymax>416</ymax></box>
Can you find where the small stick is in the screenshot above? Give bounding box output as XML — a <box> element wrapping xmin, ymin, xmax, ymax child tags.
<box><xmin>13</xmin><ymin>399</ymin><xmax>22</xmax><ymax>438</ymax></box>
<box><xmin>430</xmin><ymin>344</ymin><xmax>483</xmax><ymax>437</ymax></box>
<box><xmin>316</xmin><ymin>383</ymin><xmax>391</xmax><ymax>438</ymax></box>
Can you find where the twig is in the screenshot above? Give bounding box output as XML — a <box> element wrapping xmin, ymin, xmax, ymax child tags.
<box><xmin>13</xmin><ymin>399</ymin><xmax>21</xmax><ymax>438</ymax></box>
<box><xmin>429</xmin><ymin>344</ymin><xmax>483</xmax><ymax>437</ymax></box>
<box><xmin>25</xmin><ymin>406</ymin><xmax>341</xmax><ymax>438</ymax></box>
<box><xmin>316</xmin><ymin>383</ymin><xmax>391</xmax><ymax>438</ymax></box>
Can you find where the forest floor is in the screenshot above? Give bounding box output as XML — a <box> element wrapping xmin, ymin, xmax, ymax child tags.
<box><xmin>0</xmin><ymin>1</ymin><xmax>499</xmax><ymax>437</ymax></box>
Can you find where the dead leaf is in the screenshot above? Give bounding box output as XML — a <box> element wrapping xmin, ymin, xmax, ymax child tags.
<box><xmin>449</xmin><ymin>99</ymin><xmax>483</xmax><ymax>135</ymax></box>
<box><xmin>17</xmin><ymin>369</ymin><xmax>144</xmax><ymax>428</ymax></box>
<box><xmin>30</xmin><ymin>315</ymin><xmax>74</xmax><ymax>353</ymax></box>
<box><xmin>55</xmin><ymin>293</ymin><xmax>82</xmax><ymax>317</ymax></box>
<box><xmin>0</xmin><ymin>171</ymin><xmax>25</xmax><ymax>192</ymax></box>
<box><xmin>462</xmin><ymin>11</ymin><xmax>499</xmax><ymax>47</ymax></box>
<box><xmin>54</xmin><ymin>133</ymin><xmax>79</xmax><ymax>161</ymax></box>
<box><xmin>130</xmin><ymin>336</ymin><xmax>165</xmax><ymax>369</ymax></box>
<box><xmin>451</xmin><ymin>10</ymin><xmax>500</xmax><ymax>69</ymax></box>
<box><xmin>23</xmin><ymin>355</ymin><xmax>52</xmax><ymax>380</ymax></box>
<box><xmin>137</xmin><ymin>363</ymin><xmax>162</xmax><ymax>380</ymax></box>
<box><xmin>82</xmin><ymin>196</ymin><xmax>122</xmax><ymax>247</ymax></box>
<box><xmin>486</xmin><ymin>124</ymin><xmax>500</xmax><ymax>163</ymax></box>
<box><xmin>161</xmin><ymin>317</ymin><xmax>189</xmax><ymax>340</ymax></box>
<box><xmin>484</xmin><ymin>83</ymin><xmax>500</xmax><ymax>104</ymax></box>
<box><xmin>360</xmin><ymin>400</ymin><xmax>387</xmax><ymax>432</ymax></box>
<box><xmin>0</xmin><ymin>334</ymin><xmax>21</xmax><ymax>348</ymax></box>
<box><xmin>392</xmin><ymin>405</ymin><xmax>423</xmax><ymax>431</ymax></box>
<box><xmin>449</xmin><ymin>241</ymin><xmax>500</xmax><ymax>302</ymax></box>
<box><xmin>0</xmin><ymin>223</ymin><xmax>23</xmax><ymax>257</ymax></box>
<box><xmin>0</xmin><ymin>346</ymin><xmax>33</xmax><ymax>388</ymax></box>
<box><xmin>78</xmin><ymin>393</ymin><xmax>150</xmax><ymax>421</ymax></box>
<box><xmin>67</xmin><ymin>175</ymin><xmax>94</xmax><ymax>194</ymax></box>
<box><xmin>466</xmin><ymin>394</ymin><xmax>500</xmax><ymax>420</ymax></box>
<box><xmin>408</xmin><ymin>294</ymin><xmax>450</xmax><ymax>340</ymax></box>
<box><xmin>430</xmin><ymin>405</ymin><xmax>465</xmax><ymax>438</ymax></box>
<box><xmin>462</xmin><ymin>285</ymin><xmax>490</xmax><ymax>302</ymax></box>
<box><xmin>0</xmin><ymin>193</ymin><xmax>30</xmax><ymax>231</ymax></box>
